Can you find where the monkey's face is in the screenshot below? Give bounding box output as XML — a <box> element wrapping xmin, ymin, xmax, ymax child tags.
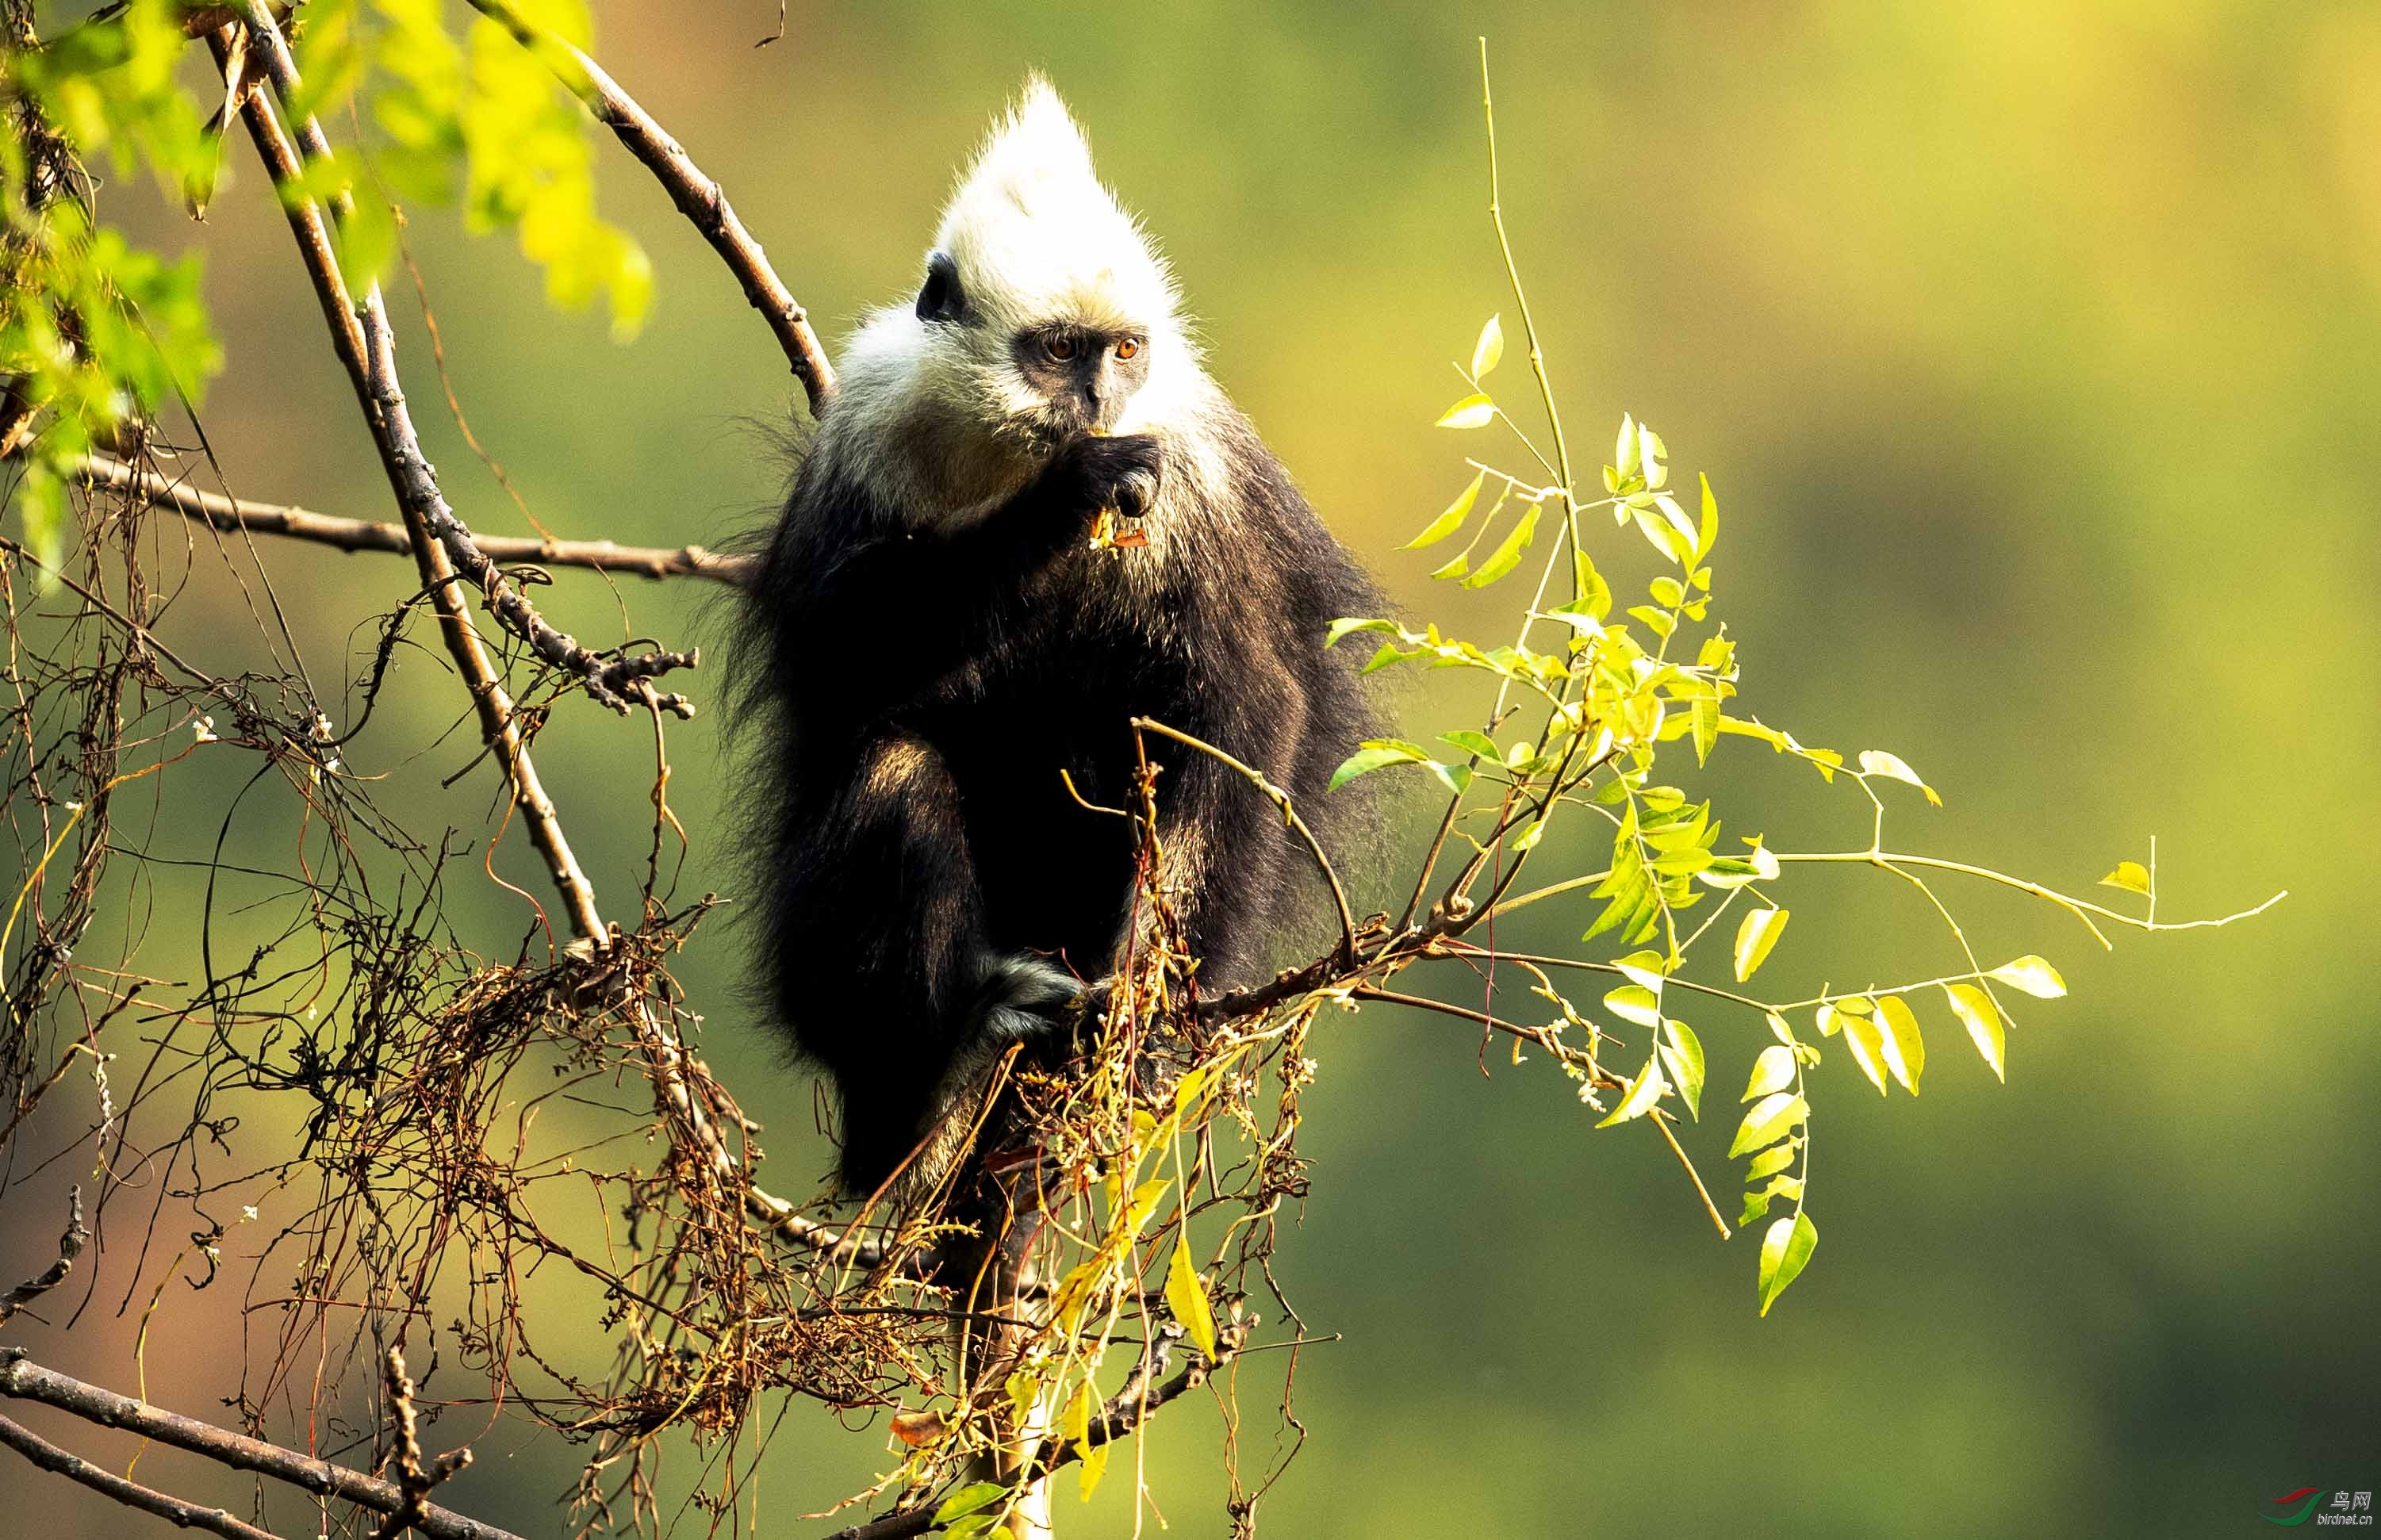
<box><xmin>911</xmin><ymin>249</ymin><xmax>1155</xmax><ymax>450</ymax></box>
<box><xmin>1006</xmin><ymin>324</ymin><xmax>1149</xmax><ymax>437</ymax></box>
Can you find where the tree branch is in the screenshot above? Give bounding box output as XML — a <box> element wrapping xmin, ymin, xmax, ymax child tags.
<box><xmin>77</xmin><ymin>452</ymin><xmax>755</xmax><ymax>585</ymax></box>
<box><xmin>461</xmin><ymin>0</ymin><xmax>837</xmax><ymax>418</ymax></box>
<box><xmin>218</xmin><ymin>10</ymin><xmax>607</xmax><ymax>939</ymax></box>
<box><xmin>0</xmin><ymin>1186</ymin><xmax>85</xmax><ymax>1325</ymax></box>
<box><xmin>223</xmin><ymin>6</ymin><xmax>699</xmax><ymax>726</ymax></box>
<box><xmin>0</xmin><ymin>1411</ymin><xmax>288</xmax><ymax>1540</ymax></box>
<box><xmin>0</xmin><ymin>1350</ymin><xmax>523</xmax><ymax>1540</ymax></box>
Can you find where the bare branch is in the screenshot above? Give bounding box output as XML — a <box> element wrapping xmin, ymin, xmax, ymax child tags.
<box><xmin>78</xmin><ymin>452</ymin><xmax>755</xmax><ymax>585</ymax></box>
<box><xmin>0</xmin><ymin>1411</ymin><xmax>288</xmax><ymax>1540</ymax></box>
<box><xmin>461</xmin><ymin>0</ymin><xmax>838</xmax><ymax>418</ymax></box>
<box><xmin>0</xmin><ymin>1187</ymin><xmax>85</xmax><ymax>1324</ymax></box>
<box><xmin>0</xmin><ymin>1351</ymin><xmax>523</xmax><ymax>1540</ymax></box>
<box><xmin>372</xmin><ymin>1345</ymin><xmax>469</xmax><ymax>1540</ymax></box>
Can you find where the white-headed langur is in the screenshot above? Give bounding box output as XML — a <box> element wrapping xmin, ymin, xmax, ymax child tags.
<box><xmin>739</xmin><ymin>78</ymin><xmax>1379</xmax><ymax>1202</ymax></box>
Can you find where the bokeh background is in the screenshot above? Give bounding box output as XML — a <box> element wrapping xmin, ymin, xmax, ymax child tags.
<box><xmin>9</xmin><ymin>2</ymin><xmax>2379</xmax><ymax>1536</ymax></box>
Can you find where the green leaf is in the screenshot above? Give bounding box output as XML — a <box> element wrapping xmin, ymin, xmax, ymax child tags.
<box><xmin>1732</xmin><ymin>906</ymin><xmax>1789</xmax><ymax>983</ymax></box>
<box><xmin>1874</xmin><ymin>994</ymin><xmax>1924</xmax><ymax>1094</ymax></box>
<box><xmin>1766</xmin><ymin>1011</ymin><xmax>1796</xmax><ymax>1046</ymax></box>
<box><xmin>1697</xmin><ymin>473</ymin><xmax>1720</xmax><ymax>557</ymax></box>
<box><xmin>1326</xmin><ymin>741</ymin><xmax>1428</xmax><ymax>792</ymax></box>
<box><xmin>1857</xmin><ymin>749</ymin><xmax>1942</xmax><ymax>806</ymax></box>
<box><xmin>1730</xmin><ymin>1092</ymin><xmax>1808</xmax><ymax>1158</ymax></box>
<box><xmin>1460</xmin><ymin>501</ymin><xmax>1541</xmax><ymax>588</ymax></box>
<box><xmin>935</xmin><ymin>1483</ymin><xmax>1009</xmax><ymax>1526</ymax></box>
<box><xmin>1840</xmin><ymin>1011</ymin><xmax>1889</xmax><ymax>1096</ymax></box>
<box><xmin>1574</xmin><ymin>550</ymin><xmax>1612</xmax><ymax>619</ymax></box>
<box><xmin>1743</xmin><ymin>1044</ymin><xmax>1796</xmax><ymax>1103</ymax></box>
<box><xmin>1944</xmin><ymin>983</ymin><xmax>2005</xmax><ymax>1082</ymax></box>
<box><xmin>1406</xmin><ymin>471</ymin><xmax>1485</xmax><ymax>548</ymax></box>
<box><xmin>1436</xmin><ymin>393</ymin><xmax>1496</xmax><ymax>429</ymax></box>
<box><xmin>1470</xmin><ymin>312</ymin><xmax>1505</xmax><ymax>377</ymax></box>
<box><xmin>1757</xmin><ymin>1212</ymin><xmax>1819</xmax><ymax>1316</ymax></box>
<box><xmin>2099</xmin><ymin>860</ymin><xmax>2151</xmax><ymax>895</ymax></box>
<box><xmin>1324</xmin><ymin>616</ymin><xmax>1395</xmax><ymax>649</ymax></box>
<box><xmin>1987</xmin><ymin>956</ymin><xmax>2067</xmax><ymax>998</ymax></box>
<box><xmin>1660</xmin><ymin>1019</ymin><xmax>1705</xmax><ymax>1121</ymax></box>
<box><xmin>1613</xmin><ymin>412</ymin><xmax>1641</xmax><ymax>481</ymax></box>
<box><xmin>1429</xmin><ymin>551</ymin><xmax>1470</xmax><ymax>580</ymax></box>
<box><xmin>1167</xmin><ymin>1231</ymin><xmax>1217</xmax><ymax>1359</ymax></box>
<box><xmin>1745</xmin><ymin>1141</ymin><xmax>1798</xmax><ymax>1182</ymax></box>
<box><xmin>1440</xmin><ymin>730</ymin><xmax>1500</xmax><ymax>760</ymax></box>
<box><xmin>1601</xmin><ymin>985</ymin><xmax>1662</xmax><ymax>1029</ymax></box>
<box><xmin>1595</xmin><ymin>1049</ymin><xmax>1667</xmax><ymax>1128</ymax></box>
<box><xmin>1631</xmin><ymin>506</ymin><xmax>1694</xmax><ymax>565</ymax></box>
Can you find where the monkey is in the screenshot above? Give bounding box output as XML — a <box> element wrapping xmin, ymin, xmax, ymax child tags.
<box><xmin>737</xmin><ymin>77</ymin><xmax>1380</xmax><ymax>1202</ymax></box>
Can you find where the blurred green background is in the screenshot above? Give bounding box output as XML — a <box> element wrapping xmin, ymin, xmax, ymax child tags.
<box><xmin>10</xmin><ymin>2</ymin><xmax>2378</xmax><ymax>1536</ymax></box>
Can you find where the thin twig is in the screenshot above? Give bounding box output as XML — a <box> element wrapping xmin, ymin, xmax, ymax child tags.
<box><xmin>0</xmin><ymin>1351</ymin><xmax>523</xmax><ymax>1540</ymax></box>
<box><xmin>461</xmin><ymin>0</ymin><xmax>836</xmax><ymax>417</ymax></box>
<box><xmin>1130</xmin><ymin>717</ymin><xmax>1359</xmax><ymax>961</ymax></box>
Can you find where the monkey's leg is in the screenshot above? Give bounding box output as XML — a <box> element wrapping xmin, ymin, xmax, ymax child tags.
<box><xmin>773</xmin><ymin>731</ymin><xmax>1012</xmax><ymax>1196</ymax></box>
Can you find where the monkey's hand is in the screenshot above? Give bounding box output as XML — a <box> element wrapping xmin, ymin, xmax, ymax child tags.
<box><xmin>976</xmin><ymin>955</ymin><xmax>1109</xmax><ymax>1049</ymax></box>
<box><xmin>1060</xmin><ymin>432</ymin><xmax>1164</xmax><ymax>523</ymax></box>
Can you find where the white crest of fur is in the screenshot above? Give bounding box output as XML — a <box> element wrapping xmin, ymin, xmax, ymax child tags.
<box><xmin>815</xmin><ymin>76</ymin><xmax>1220</xmax><ymax>535</ymax></box>
<box><xmin>934</xmin><ymin>75</ymin><xmax>1179</xmax><ymax>338</ymax></box>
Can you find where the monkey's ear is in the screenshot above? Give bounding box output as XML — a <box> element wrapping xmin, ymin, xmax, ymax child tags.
<box><xmin>915</xmin><ymin>251</ymin><xmax>968</xmax><ymax>324</ymax></box>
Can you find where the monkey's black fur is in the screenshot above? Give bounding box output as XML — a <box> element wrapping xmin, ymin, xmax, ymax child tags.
<box><xmin>741</xmin><ymin>417</ymin><xmax>1379</xmax><ymax>1197</ymax></box>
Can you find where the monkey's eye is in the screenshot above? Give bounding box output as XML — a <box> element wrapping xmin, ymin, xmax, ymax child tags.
<box><xmin>1046</xmin><ymin>335</ymin><xmax>1078</xmax><ymax>362</ymax></box>
<box><xmin>1114</xmin><ymin>337</ymin><xmax>1141</xmax><ymax>361</ymax></box>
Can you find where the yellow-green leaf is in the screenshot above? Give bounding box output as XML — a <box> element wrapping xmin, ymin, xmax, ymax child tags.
<box><xmin>1988</xmin><ymin>955</ymin><xmax>2067</xmax><ymax>998</ymax></box>
<box><xmin>1602</xmin><ymin>984</ymin><xmax>1662</xmax><ymax>1029</ymax></box>
<box><xmin>1436</xmin><ymin>393</ymin><xmax>1496</xmax><ymax>430</ymax></box>
<box><xmin>1857</xmin><ymin>749</ymin><xmax>1942</xmax><ymax>806</ymax></box>
<box><xmin>1595</xmin><ymin>1049</ymin><xmax>1667</xmax><ymax>1128</ymax></box>
<box><xmin>1745</xmin><ymin>1141</ymin><xmax>1797</xmax><ymax>1182</ymax></box>
<box><xmin>1733</xmin><ymin>906</ymin><xmax>1789</xmax><ymax>983</ymax></box>
<box><xmin>1470</xmin><ymin>312</ymin><xmax>1505</xmax><ymax>377</ymax></box>
<box><xmin>935</xmin><ymin>1484</ymin><xmax>1008</xmax><ymax>1526</ymax></box>
<box><xmin>1405</xmin><ymin>470</ymin><xmax>1484</xmax><ymax>549</ymax></box>
<box><xmin>1840</xmin><ymin>1011</ymin><xmax>1888</xmax><ymax>1096</ymax></box>
<box><xmin>1730</xmin><ymin>1091</ymin><xmax>1808</xmax><ymax>1158</ymax></box>
<box><xmin>1944</xmin><ymin>983</ymin><xmax>2004</xmax><ymax>1082</ymax></box>
<box><xmin>1743</xmin><ymin>1044</ymin><xmax>1796</xmax><ymax>1102</ymax></box>
<box><xmin>1660</xmin><ymin>1019</ymin><xmax>1705</xmax><ymax>1121</ymax></box>
<box><xmin>1874</xmin><ymin>994</ymin><xmax>1924</xmax><ymax>1094</ymax></box>
<box><xmin>1166</xmin><ymin>1231</ymin><xmax>1217</xmax><ymax>1359</ymax></box>
<box><xmin>1697</xmin><ymin>472</ymin><xmax>1720</xmax><ymax>557</ymax></box>
<box><xmin>1078</xmin><ymin>1435</ymin><xmax>1111</xmax><ymax>1500</ymax></box>
<box><xmin>1460</xmin><ymin>501</ymin><xmax>1541</xmax><ymax>588</ymax></box>
<box><xmin>1757</xmin><ymin>1211</ymin><xmax>1818</xmax><ymax>1316</ymax></box>
<box><xmin>2099</xmin><ymin>860</ymin><xmax>2151</xmax><ymax>895</ymax></box>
